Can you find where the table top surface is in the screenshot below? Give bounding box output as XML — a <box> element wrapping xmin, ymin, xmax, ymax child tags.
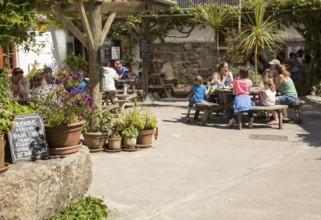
<box><xmin>216</xmin><ymin>87</ymin><xmax>263</xmax><ymax>94</ymax></box>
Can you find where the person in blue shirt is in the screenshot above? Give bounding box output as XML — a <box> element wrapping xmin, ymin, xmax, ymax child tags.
<box><xmin>185</xmin><ymin>75</ymin><xmax>210</xmax><ymax>123</ymax></box>
<box><xmin>67</xmin><ymin>70</ymin><xmax>88</xmax><ymax>93</ymax></box>
<box><xmin>114</xmin><ymin>59</ymin><xmax>128</xmax><ymax>89</ymax></box>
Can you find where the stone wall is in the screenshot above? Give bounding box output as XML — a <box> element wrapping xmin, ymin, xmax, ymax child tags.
<box><xmin>0</xmin><ymin>146</ymin><xmax>92</xmax><ymax>220</ymax></box>
<box><xmin>152</xmin><ymin>42</ymin><xmax>217</xmax><ymax>84</ymax></box>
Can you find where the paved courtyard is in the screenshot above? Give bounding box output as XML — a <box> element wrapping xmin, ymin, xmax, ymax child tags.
<box><xmin>87</xmin><ymin>96</ymin><xmax>321</xmax><ymax>220</ymax></box>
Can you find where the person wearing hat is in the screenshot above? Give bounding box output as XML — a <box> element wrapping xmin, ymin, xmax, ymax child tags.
<box><xmin>43</xmin><ymin>66</ymin><xmax>59</xmax><ymax>84</ymax></box>
<box><xmin>10</xmin><ymin>67</ymin><xmax>30</xmax><ymax>99</ymax></box>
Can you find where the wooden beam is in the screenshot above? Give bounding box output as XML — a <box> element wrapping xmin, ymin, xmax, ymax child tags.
<box><xmin>99</xmin><ymin>12</ymin><xmax>116</xmax><ymax>47</ymax></box>
<box><xmin>52</xmin><ymin>6</ymin><xmax>89</xmax><ymax>49</ymax></box>
<box><xmin>77</xmin><ymin>0</ymin><xmax>95</xmax><ymax>50</ymax></box>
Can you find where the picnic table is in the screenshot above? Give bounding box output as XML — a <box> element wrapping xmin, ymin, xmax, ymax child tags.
<box><xmin>148</xmin><ymin>74</ymin><xmax>175</xmax><ymax>98</ymax></box>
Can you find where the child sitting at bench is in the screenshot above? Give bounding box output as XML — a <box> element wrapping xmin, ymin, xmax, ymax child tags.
<box><xmin>185</xmin><ymin>75</ymin><xmax>210</xmax><ymax>123</ymax></box>
<box><xmin>206</xmin><ymin>72</ymin><xmax>221</xmax><ymax>103</ymax></box>
<box><xmin>227</xmin><ymin>67</ymin><xmax>254</xmax><ymax>128</ymax></box>
<box><xmin>256</xmin><ymin>79</ymin><xmax>279</xmax><ymax>125</ymax></box>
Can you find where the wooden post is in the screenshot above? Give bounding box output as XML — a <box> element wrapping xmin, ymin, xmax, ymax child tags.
<box><xmin>88</xmin><ymin>4</ymin><xmax>102</xmax><ymax>108</ymax></box>
<box><xmin>141</xmin><ymin>19</ymin><xmax>150</xmax><ymax>94</ymax></box>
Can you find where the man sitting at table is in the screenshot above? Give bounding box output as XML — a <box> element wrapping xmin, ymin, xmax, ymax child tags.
<box><xmin>102</xmin><ymin>59</ymin><xmax>119</xmax><ymax>92</ymax></box>
<box><xmin>152</xmin><ymin>58</ymin><xmax>175</xmax><ymax>84</ymax></box>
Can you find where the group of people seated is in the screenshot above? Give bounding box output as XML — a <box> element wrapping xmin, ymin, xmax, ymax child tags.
<box><xmin>9</xmin><ymin>66</ymin><xmax>89</xmax><ymax>101</ymax></box>
<box><xmin>185</xmin><ymin>57</ymin><xmax>299</xmax><ymax>128</ymax></box>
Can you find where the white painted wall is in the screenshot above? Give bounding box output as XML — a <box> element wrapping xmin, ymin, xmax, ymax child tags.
<box><xmin>16</xmin><ymin>28</ymin><xmax>73</xmax><ymax>75</ymax></box>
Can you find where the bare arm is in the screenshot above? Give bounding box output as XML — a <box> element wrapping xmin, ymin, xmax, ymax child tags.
<box><xmin>274</xmin><ymin>74</ymin><xmax>285</xmax><ymax>90</ymax></box>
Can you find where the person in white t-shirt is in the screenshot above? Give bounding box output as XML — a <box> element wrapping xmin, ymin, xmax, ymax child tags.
<box><xmin>102</xmin><ymin>59</ymin><xmax>119</xmax><ymax>92</ymax></box>
<box><xmin>153</xmin><ymin>58</ymin><xmax>175</xmax><ymax>84</ymax></box>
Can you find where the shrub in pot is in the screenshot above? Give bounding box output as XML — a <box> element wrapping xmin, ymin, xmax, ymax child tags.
<box><xmin>107</xmin><ymin>113</ymin><xmax>125</xmax><ymax>150</ymax></box>
<box><xmin>83</xmin><ymin>108</ymin><xmax>113</xmax><ymax>152</ymax></box>
<box><xmin>121</xmin><ymin>125</ymin><xmax>139</xmax><ymax>149</ymax></box>
<box><xmin>137</xmin><ymin>107</ymin><xmax>157</xmax><ymax>145</ymax></box>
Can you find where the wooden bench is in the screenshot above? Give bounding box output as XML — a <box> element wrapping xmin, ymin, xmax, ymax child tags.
<box><xmin>236</xmin><ymin>105</ymin><xmax>289</xmax><ymax>130</ymax></box>
<box><xmin>194</xmin><ymin>102</ymin><xmax>220</xmax><ymax>126</ymax></box>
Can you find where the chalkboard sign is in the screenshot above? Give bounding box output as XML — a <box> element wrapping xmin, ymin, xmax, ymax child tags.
<box><xmin>139</xmin><ymin>39</ymin><xmax>150</xmax><ymax>53</ymax></box>
<box><xmin>8</xmin><ymin>114</ymin><xmax>49</xmax><ymax>163</ymax></box>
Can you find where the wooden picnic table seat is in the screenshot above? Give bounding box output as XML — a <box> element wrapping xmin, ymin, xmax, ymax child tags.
<box><xmin>236</xmin><ymin>105</ymin><xmax>288</xmax><ymax>130</ymax></box>
<box><xmin>194</xmin><ymin>102</ymin><xmax>220</xmax><ymax>126</ymax></box>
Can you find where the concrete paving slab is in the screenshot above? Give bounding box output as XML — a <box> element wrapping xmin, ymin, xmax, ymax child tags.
<box><xmin>87</xmin><ymin>96</ymin><xmax>321</xmax><ymax>220</ymax></box>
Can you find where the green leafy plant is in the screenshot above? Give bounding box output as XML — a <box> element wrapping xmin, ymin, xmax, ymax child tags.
<box><xmin>121</xmin><ymin>125</ymin><xmax>139</xmax><ymax>138</ymax></box>
<box><xmin>47</xmin><ymin>196</ymin><xmax>108</xmax><ymax>220</ymax></box>
<box><xmin>140</xmin><ymin>107</ymin><xmax>157</xmax><ymax>130</ymax></box>
<box><xmin>62</xmin><ymin>52</ymin><xmax>89</xmax><ymax>77</ymax></box>
<box><xmin>109</xmin><ymin>112</ymin><xmax>125</xmax><ymax>138</ymax></box>
<box><xmin>35</xmin><ymin>85</ymin><xmax>93</xmax><ymax>127</ymax></box>
<box><xmin>0</xmin><ymin>109</ymin><xmax>14</xmax><ymax>135</ymax></box>
<box><xmin>124</xmin><ymin>108</ymin><xmax>145</xmax><ymax>131</ymax></box>
<box><xmin>83</xmin><ymin>108</ymin><xmax>113</xmax><ymax>134</ymax></box>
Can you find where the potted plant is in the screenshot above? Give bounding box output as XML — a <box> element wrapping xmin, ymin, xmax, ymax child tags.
<box><xmin>107</xmin><ymin>113</ymin><xmax>125</xmax><ymax>151</ymax></box>
<box><xmin>0</xmin><ymin>109</ymin><xmax>14</xmax><ymax>173</ymax></box>
<box><xmin>121</xmin><ymin>125</ymin><xmax>139</xmax><ymax>149</ymax></box>
<box><xmin>83</xmin><ymin>108</ymin><xmax>113</xmax><ymax>152</ymax></box>
<box><xmin>137</xmin><ymin>107</ymin><xmax>158</xmax><ymax>146</ymax></box>
<box><xmin>35</xmin><ymin>82</ymin><xmax>93</xmax><ymax>155</ymax></box>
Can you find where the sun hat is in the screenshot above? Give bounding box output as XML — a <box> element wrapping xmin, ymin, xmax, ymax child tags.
<box><xmin>268</xmin><ymin>59</ymin><xmax>281</xmax><ymax>65</ymax></box>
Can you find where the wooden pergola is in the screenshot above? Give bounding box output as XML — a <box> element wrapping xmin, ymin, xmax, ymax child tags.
<box><xmin>38</xmin><ymin>0</ymin><xmax>176</xmax><ymax>107</ymax></box>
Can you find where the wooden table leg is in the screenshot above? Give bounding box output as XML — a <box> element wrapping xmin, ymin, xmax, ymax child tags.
<box><xmin>278</xmin><ymin>110</ymin><xmax>283</xmax><ymax>129</ymax></box>
<box><xmin>237</xmin><ymin>112</ymin><xmax>243</xmax><ymax>130</ymax></box>
<box><xmin>194</xmin><ymin>109</ymin><xmax>200</xmax><ymax>120</ymax></box>
<box><xmin>202</xmin><ymin>109</ymin><xmax>209</xmax><ymax>126</ymax></box>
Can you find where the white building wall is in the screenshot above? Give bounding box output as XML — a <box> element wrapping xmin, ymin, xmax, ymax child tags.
<box><xmin>16</xmin><ymin>28</ymin><xmax>73</xmax><ymax>75</ymax></box>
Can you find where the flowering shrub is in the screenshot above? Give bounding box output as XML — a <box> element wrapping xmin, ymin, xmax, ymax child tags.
<box><xmin>83</xmin><ymin>108</ymin><xmax>114</xmax><ymax>134</ymax></box>
<box><xmin>35</xmin><ymin>84</ymin><xmax>94</xmax><ymax>127</ymax></box>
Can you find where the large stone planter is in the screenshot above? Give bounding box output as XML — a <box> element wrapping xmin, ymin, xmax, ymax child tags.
<box><xmin>0</xmin><ymin>146</ymin><xmax>92</xmax><ymax>220</ymax></box>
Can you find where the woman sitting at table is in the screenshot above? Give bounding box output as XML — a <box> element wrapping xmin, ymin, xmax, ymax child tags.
<box><xmin>31</xmin><ymin>72</ymin><xmax>56</xmax><ymax>100</ymax></box>
<box><xmin>218</xmin><ymin>61</ymin><xmax>233</xmax><ymax>87</ymax></box>
<box><xmin>272</xmin><ymin>62</ymin><xmax>298</xmax><ymax>105</ymax></box>
<box><xmin>10</xmin><ymin>67</ymin><xmax>30</xmax><ymax>100</ymax></box>
<box><xmin>227</xmin><ymin>67</ymin><xmax>254</xmax><ymax>128</ymax></box>
<box><xmin>218</xmin><ymin>61</ymin><xmax>234</xmax><ymax>118</ymax></box>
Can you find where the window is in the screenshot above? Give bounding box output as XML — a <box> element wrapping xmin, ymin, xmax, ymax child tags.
<box><xmin>0</xmin><ymin>44</ymin><xmax>17</xmax><ymax>73</ymax></box>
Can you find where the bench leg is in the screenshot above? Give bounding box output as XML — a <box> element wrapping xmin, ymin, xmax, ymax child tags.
<box><xmin>194</xmin><ymin>109</ymin><xmax>200</xmax><ymax>120</ymax></box>
<box><xmin>202</xmin><ymin>109</ymin><xmax>209</xmax><ymax>126</ymax></box>
<box><xmin>278</xmin><ymin>110</ymin><xmax>283</xmax><ymax>129</ymax></box>
<box><xmin>294</xmin><ymin>107</ymin><xmax>302</xmax><ymax>124</ymax></box>
<box><xmin>237</xmin><ymin>112</ymin><xmax>243</xmax><ymax>130</ymax></box>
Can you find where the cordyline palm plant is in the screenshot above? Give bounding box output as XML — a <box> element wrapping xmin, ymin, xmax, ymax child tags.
<box><xmin>192</xmin><ymin>2</ymin><xmax>237</xmax><ymax>63</ymax></box>
<box><xmin>237</xmin><ymin>0</ymin><xmax>285</xmax><ymax>79</ymax></box>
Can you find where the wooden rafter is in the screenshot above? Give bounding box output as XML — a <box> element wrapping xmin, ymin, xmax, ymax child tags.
<box><xmin>76</xmin><ymin>0</ymin><xmax>95</xmax><ymax>50</ymax></box>
<box><xmin>52</xmin><ymin>5</ymin><xmax>89</xmax><ymax>49</ymax></box>
<box><xmin>99</xmin><ymin>12</ymin><xmax>117</xmax><ymax>47</ymax></box>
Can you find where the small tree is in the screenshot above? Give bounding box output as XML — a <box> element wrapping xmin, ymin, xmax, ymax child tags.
<box><xmin>192</xmin><ymin>3</ymin><xmax>237</xmax><ymax>63</ymax></box>
<box><xmin>237</xmin><ymin>0</ymin><xmax>284</xmax><ymax>75</ymax></box>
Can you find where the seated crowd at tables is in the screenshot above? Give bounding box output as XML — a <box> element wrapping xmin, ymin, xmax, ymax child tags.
<box><xmin>185</xmin><ymin>58</ymin><xmax>300</xmax><ymax>128</ymax></box>
<box><xmin>9</xmin><ymin>67</ymin><xmax>89</xmax><ymax>101</ymax></box>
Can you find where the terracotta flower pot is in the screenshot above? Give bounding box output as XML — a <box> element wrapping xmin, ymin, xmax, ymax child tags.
<box><xmin>137</xmin><ymin>129</ymin><xmax>154</xmax><ymax>145</ymax></box>
<box><xmin>107</xmin><ymin>137</ymin><xmax>122</xmax><ymax>150</ymax></box>
<box><xmin>122</xmin><ymin>136</ymin><xmax>137</xmax><ymax>149</ymax></box>
<box><xmin>45</xmin><ymin>120</ymin><xmax>85</xmax><ymax>148</ymax></box>
<box><xmin>0</xmin><ymin>134</ymin><xmax>5</xmax><ymax>169</ymax></box>
<box><xmin>83</xmin><ymin>132</ymin><xmax>108</xmax><ymax>152</ymax></box>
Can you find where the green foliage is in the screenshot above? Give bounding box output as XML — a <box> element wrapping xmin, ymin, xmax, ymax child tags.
<box><xmin>140</xmin><ymin>107</ymin><xmax>157</xmax><ymax>130</ymax></box>
<box><xmin>237</xmin><ymin>0</ymin><xmax>284</xmax><ymax>74</ymax></box>
<box><xmin>121</xmin><ymin>125</ymin><xmax>138</xmax><ymax>138</ymax></box>
<box><xmin>192</xmin><ymin>3</ymin><xmax>237</xmax><ymax>62</ymax></box>
<box><xmin>0</xmin><ymin>109</ymin><xmax>14</xmax><ymax>134</ymax></box>
<box><xmin>109</xmin><ymin>112</ymin><xmax>125</xmax><ymax>138</ymax></box>
<box><xmin>62</xmin><ymin>52</ymin><xmax>89</xmax><ymax>77</ymax></box>
<box><xmin>83</xmin><ymin>108</ymin><xmax>113</xmax><ymax>133</ymax></box>
<box><xmin>0</xmin><ymin>70</ymin><xmax>11</xmax><ymax>102</ymax></box>
<box><xmin>0</xmin><ymin>1</ymin><xmax>37</xmax><ymax>48</ymax></box>
<box><xmin>35</xmin><ymin>85</ymin><xmax>93</xmax><ymax>127</ymax></box>
<box><xmin>124</xmin><ymin>108</ymin><xmax>145</xmax><ymax>131</ymax></box>
<box><xmin>48</xmin><ymin>196</ymin><xmax>108</xmax><ymax>220</ymax></box>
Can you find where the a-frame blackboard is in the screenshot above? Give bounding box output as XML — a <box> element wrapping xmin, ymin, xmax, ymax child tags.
<box><xmin>8</xmin><ymin>114</ymin><xmax>49</xmax><ymax>163</ymax></box>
